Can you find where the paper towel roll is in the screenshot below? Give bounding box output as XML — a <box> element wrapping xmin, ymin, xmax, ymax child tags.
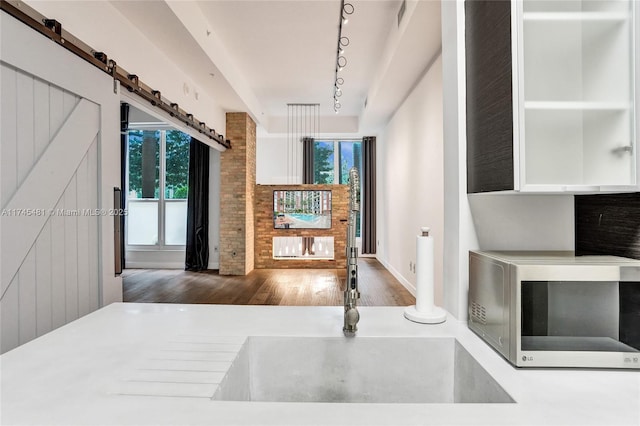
<box><xmin>415</xmin><ymin>232</ymin><xmax>435</xmax><ymax>313</ymax></box>
<box><xmin>404</xmin><ymin>227</ymin><xmax>446</xmax><ymax>324</ymax></box>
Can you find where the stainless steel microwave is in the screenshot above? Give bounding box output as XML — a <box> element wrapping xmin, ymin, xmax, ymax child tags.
<box><xmin>468</xmin><ymin>251</ymin><xmax>640</xmax><ymax>369</ymax></box>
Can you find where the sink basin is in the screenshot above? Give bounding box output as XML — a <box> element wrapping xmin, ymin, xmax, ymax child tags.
<box><xmin>213</xmin><ymin>337</ymin><xmax>514</xmax><ymax>403</ymax></box>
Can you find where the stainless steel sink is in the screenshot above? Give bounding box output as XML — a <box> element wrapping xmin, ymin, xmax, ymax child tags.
<box><xmin>213</xmin><ymin>337</ymin><xmax>514</xmax><ymax>403</ymax></box>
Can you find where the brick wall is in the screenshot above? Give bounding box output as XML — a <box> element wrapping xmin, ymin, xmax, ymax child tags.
<box><xmin>220</xmin><ymin>112</ymin><xmax>256</xmax><ymax>275</ymax></box>
<box><xmin>254</xmin><ymin>184</ymin><xmax>348</xmax><ymax>269</ymax></box>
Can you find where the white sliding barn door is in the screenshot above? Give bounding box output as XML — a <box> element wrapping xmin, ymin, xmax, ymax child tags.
<box><xmin>0</xmin><ymin>11</ymin><xmax>122</xmax><ymax>354</ymax></box>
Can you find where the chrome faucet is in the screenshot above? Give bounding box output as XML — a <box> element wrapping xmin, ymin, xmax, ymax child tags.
<box><xmin>343</xmin><ymin>167</ymin><xmax>360</xmax><ymax>337</ymax></box>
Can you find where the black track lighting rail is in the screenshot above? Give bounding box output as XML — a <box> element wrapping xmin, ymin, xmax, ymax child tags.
<box><xmin>333</xmin><ymin>0</ymin><xmax>354</xmax><ymax>114</ymax></box>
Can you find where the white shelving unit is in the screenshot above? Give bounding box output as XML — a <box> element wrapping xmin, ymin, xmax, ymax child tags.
<box><xmin>515</xmin><ymin>0</ymin><xmax>637</xmax><ymax>192</ymax></box>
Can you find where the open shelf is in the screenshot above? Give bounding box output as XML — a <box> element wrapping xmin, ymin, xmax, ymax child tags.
<box><xmin>522</xmin><ymin>17</ymin><xmax>632</xmax><ymax>103</ymax></box>
<box><xmin>524</xmin><ymin>101</ymin><xmax>631</xmax><ymax>111</ymax></box>
<box><xmin>523</xmin><ymin>108</ymin><xmax>633</xmax><ymax>187</ymax></box>
<box><xmin>523</xmin><ymin>11</ymin><xmax>629</xmax><ymax>22</ymax></box>
<box><xmin>523</xmin><ymin>0</ymin><xmax>630</xmax><ymax>14</ymax></box>
<box><xmin>272</xmin><ymin>236</ymin><xmax>335</xmax><ymax>260</ymax></box>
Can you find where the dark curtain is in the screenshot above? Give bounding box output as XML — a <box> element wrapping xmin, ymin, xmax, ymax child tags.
<box><xmin>119</xmin><ymin>103</ymin><xmax>129</xmax><ymax>270</ymax></box>
<box><xmin>302</xmin><ymin>137</ymin><xmax>315</xmax><ymax>184</ymax></box>
<box><xmin>362</xmin><ymin>136</ymin><xmax>377</xmax><ymax>254</ymax></box>
<box><xmin>302</xmin><ymin>137</ymin><xmax>315</xmax><ymax>255</ymax></box>
<box><xmin>185</xmin><ymin>138</ymin><xmax>210</xmax><ymax>271</ymax></box>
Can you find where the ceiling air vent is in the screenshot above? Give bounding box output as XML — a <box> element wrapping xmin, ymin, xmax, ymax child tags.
<box><xmin>397</xmin><ymin>0</ymin><xmax>406</xmax><ymax>27</ymax></box>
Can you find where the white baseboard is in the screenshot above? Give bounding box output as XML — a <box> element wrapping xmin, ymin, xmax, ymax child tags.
<box><xmin>376</xmin><ymin>256</ymin><xmax>416</xmax><ymax>297</ymax></box>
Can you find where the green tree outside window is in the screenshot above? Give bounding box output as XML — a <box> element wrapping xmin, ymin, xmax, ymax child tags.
<box><xmin>313</xmin><ymin>141</ymin><xmax>334</xmax><ymax>184</ymax></box>
<box><xmin>165</xmin><ymin>130</ymin><xmax>190</xmax><ymax>199</ymax></box>
<box><xmin>127</xmin><ymin>130</ymin><xmax>189</xmax><ymax>200</ymax></box>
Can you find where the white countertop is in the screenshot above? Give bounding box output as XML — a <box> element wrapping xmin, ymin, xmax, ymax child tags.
<box><xmin>1</xmin><ymin>303</ymin><xmax>638</xmax><ymax>425</ymax></box>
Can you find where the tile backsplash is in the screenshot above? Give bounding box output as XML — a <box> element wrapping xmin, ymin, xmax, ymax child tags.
<box><xmin>575</xmin><ymin>193</ymin><xmax>640</xmax><ymax>260</ymax></box>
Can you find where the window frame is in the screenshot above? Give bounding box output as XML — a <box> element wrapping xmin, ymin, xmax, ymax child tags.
<box><xmin>313</xmin><ymin>139</ymin><xmax>362</xmax><ymax>237</ymax></box>
<box><xmin>125</xmin><ymin>125</ymin><xmax>189</xmax><ymax>250</ymax></box>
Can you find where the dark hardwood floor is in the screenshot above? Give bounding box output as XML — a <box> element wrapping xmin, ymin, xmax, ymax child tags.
<box><xmin>122</xmin><ymin>258</ymin><xmax>415</xmax><ymax>306</ymax></box>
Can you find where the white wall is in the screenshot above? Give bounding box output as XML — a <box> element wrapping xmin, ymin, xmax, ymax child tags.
<box><xmin>256</xmin><ymin>135</ymin><xmax>301</xmax><ymax>184</ymax></box>
<box><xmin>442</xmin><ymin>0</ymin><xmax>476</xmax><ymax>320</ymax></box>
<box><xmin>376</xmin><ymin>55</ymin><xmax>445</xmax><ymax>301</ymax></box>
<box><xmin>468</xmin><ymin>195</ymin><xmax>574</xmax><ymax>251</ymax></box>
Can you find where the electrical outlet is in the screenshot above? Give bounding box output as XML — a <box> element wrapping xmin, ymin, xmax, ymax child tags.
<box><xmin>409</xmin><ymin>261</ymin><xmax>413</xmax><ymax>271</ymax></box>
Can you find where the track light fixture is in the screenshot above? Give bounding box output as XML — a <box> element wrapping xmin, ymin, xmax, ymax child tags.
<box><xmin>342</xmin><ymin>2</ymin><xmax>354</xmax><ymax>24</ymax></box>
<box><xmin>338</xmin><ymin>37</ymin><xmax>349</xmax><ymax>55</ymax></box>
<box><xmin>337</xmin><ymin>56</ymin><xmax>347</xmax><ymax>71</ymax></box>
<box><xmin>333</xmin><ymin>1</ymin><xmax>354</xmax><ymax>113</ymax></box>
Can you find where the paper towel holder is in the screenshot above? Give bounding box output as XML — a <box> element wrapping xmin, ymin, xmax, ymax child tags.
<box><xmin>404</xmin><ymin>226</ymin><xmax>447</xmax><ymax>324</ymax></box>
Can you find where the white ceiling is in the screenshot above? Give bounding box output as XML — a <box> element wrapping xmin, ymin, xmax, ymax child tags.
<box><xmin>111</xmin><ymin>0</ymin><xmax>441</xmax><ymax>134</ymax></box>
<box><xmin>197</xmin><ymin>0</ymin><xmax>400</xmax><ymax>118</ymax></box>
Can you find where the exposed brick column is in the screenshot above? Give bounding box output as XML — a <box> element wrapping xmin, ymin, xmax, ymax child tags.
<box><xmin>220</xmin><ymin>112</ymin><xmax>256</xmax><ymax>275</ymax></box>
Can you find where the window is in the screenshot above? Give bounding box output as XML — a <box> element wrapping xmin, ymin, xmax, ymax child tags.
<box><xmin>126</xmin><ymin>129</ymin><xmax>190</xmax><ymax>247</ymax></box>
<box><xmin>313</xmin><ymin>141</ymin><xmax>335</xmax><ymax>184</ymax></box>
<box><xmin>313</xmin><ymin>140</ymin><xmax>362</xmax><ymax>184</ymax></box>
<box><xmin>313</xmin><ymin>140</ymin><xmax>362</xmax><ymax>236</ymax></box>
<box><xmin>338</xmin><ymin>141</ymin><xmax>362</xmax><ymax>185</ymax></box>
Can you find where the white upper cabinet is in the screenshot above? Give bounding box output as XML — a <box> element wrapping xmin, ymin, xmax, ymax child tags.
<box><xmin>466</xmin><ymin>0</ymin><xmax>638</xmax><ymax>193</ymax></box>
<box><xmin>517</xmin><ymin>0</ymin><xmax>638</xmax><ymax>192</ymax></box>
